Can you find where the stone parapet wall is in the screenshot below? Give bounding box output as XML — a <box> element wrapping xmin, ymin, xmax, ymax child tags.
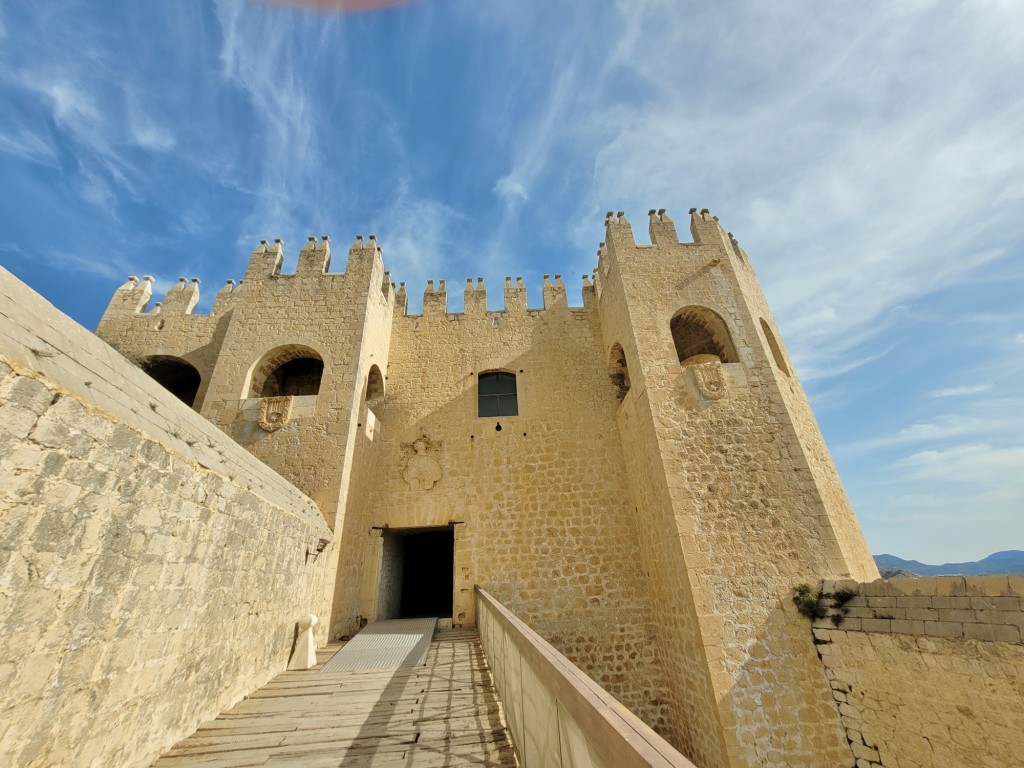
<box><xmin>817</xmin><ymin>575</ymin><xmax>1024</xmax><ymax>643</ymax></box>
<box><xmin>0</xmin><ymin>266</ymin><xmax>333</xmax><ymax>768</ymax></box>
<box><xmin>811</xmin><ymin>576</ymin><xmax>1024</xmax><ymax>768</ymax></box>
<box><xmin>475</xmin><ymin>587</ymin><xmax>697</xmax><ymax>768</ymax></box>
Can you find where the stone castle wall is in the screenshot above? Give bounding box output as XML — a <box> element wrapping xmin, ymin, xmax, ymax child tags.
<box><xmin>338</xmin><ymin>281</ymin><xmax>679</xmax><ymax>738</ymax></box>
<box><xmin>9</xmin><ymin>208</ymin><xmax>1023</xmax><ymax>768</ymax></box>
<box><xmin>97</xmin><ymin>237</ymin><xmax>393</xmax><ymax>530</ymax></box>
<box><xmin>811</xmin><ymin>576</ymin><xmax>1024</xmax><ymax>768</ymax></box>
<box><xmin>85</xmin><ymin>210</ymin><xmax>925</xmax><ymax>768</ymax></box>
<box><xmin>0</xmin><ymin>266</ymin><xmax>333</xmax><ymax>768</ymax></box>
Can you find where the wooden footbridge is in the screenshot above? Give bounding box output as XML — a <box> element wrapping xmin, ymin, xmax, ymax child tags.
<box><xmin>151</xmin><ymin>590</ymin><xmax>694</xmax><ymax>768</ymax></box>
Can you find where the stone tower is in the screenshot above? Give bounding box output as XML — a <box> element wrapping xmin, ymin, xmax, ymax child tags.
<box><xmin>595</xmin><ymin>209</ymin><xmax>878</xmax><ymax>766</ymax></box>
<box><xmin>96</xmin><ymin>209</ymin><xmax>879</xmax><ymax>768</ymax></box>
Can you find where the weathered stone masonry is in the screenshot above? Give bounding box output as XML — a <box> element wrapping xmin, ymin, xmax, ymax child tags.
<box><xmin>89</xmin><ymin>208</ymin><xmax>885</xmax><ymax>768</ymax></box>
<box><xmin>811</xmin><ymin>576</ymin><xmax>1024</xmax><ymax>768</ymax></box>
<box><xmin>0</xmin><ymin>266</ymin><xmax>333</xmax><ymax>768</ymax></box>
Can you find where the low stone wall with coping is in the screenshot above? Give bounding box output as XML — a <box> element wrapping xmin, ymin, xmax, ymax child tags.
<box><xmin>0</xmin><ymin>267</ymin><xmax>334</xmax><ymax>767</ymax></box>
<box><xmin>475</xmin><ymin>586</ymin><xmax>696</xmax><ymax>768</ymax></box>
<box><xmin>809</xmin><ymin>576</ymin><xmax>1024</xmax><ymax>768</ymax></box>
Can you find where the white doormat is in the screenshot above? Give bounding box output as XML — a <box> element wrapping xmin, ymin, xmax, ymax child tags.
<box><xmin>320</xmin><ymin>618</ymin><xmax>437</xmax><ymax>673</ymax></box>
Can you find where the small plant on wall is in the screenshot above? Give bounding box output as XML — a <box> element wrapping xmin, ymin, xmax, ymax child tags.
<box><xmin>793</xmin><ymin>583</ymin><xmax>828</xmax><ymax>620</ymax></box>
<box><xmin>793</xmin><ymin>583</ymin><xmax>858</xmax><ymax>626</ymax></box>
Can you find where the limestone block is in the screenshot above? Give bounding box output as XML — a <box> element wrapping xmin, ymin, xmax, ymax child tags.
<box><xmin>287</xmin><ymin>614</ymin><xmax>319</xmax><ymax>670</ymax></box>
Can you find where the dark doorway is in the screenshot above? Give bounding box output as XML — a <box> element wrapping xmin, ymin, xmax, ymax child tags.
<box><xmin>379</xmin><ymin>527</ymin><xmax>454</xmax><ymax>619</ymax></box>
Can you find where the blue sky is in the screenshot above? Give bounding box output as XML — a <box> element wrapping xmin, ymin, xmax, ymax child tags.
<box><xmin>1</xmin><ymin>0</ymin><xmax>1022</xmax><ymax>564</ymax></box>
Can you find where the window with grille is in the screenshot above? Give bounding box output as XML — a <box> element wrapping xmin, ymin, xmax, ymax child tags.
<box><xmin>478</xmin><ymin>371</ymin><xmax>518</xmax><ymax>417</ymax></box>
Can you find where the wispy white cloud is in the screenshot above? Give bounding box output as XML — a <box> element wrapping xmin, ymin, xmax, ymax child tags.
<box><xmin>928</xmin><ymin>383</ymin><xmax>993</xmax><ymax>399</ymax></box>
<box><xmin>846</xmin><ymin>415</ymin><xmax>993</xmax><ymax>455</ymax></box>
<box><xmin>3</xmin><ymin>60</ymin><xmax>180</xmax><ymax>212</ymax></box>
<box><xmin>17</xmin><ymin>76</ymin><xmax>100</xmax><ymax>124</ymax></box>
<box><xmin>125</xmin><ymin>90</ymin><xmax>176</xmax><ymax>152</ymax></box>
<box><xmin>213</xmin><ymin>0</ymin><xmax>344</xmax><ymax>246</ymax></box>
<box><xmin>0</xmin><ymin>129</ymin><xmax>57</xmax><ymax>167</ymax></box>
<box><xmin>370</xmin><ymin>191</ymin><xmax>468</xmax><ymax>313</ymax></box>
<box><xmin>46</xmin><ymin>249</ymin><xmax>128</xmax><ymax>283</ymax></box>
<box><xmin>896</xmin><ymin>443</ymin><xmax>1024</xmax><ymax>485</ymax></box>
<box><xmin>494</xmin><ymin>176</ymin><xmax>528</xmax><ymax>207</ymax></box>
<box><xmin>522</xmin><ymin>1</ymin><xmax>1024</xmax><ymax>382</ymax></box>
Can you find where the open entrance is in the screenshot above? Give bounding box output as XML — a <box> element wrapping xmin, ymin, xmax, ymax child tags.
<box><xmin>143</xmin><ymin>356</ymin><xmax>201</xmax><ymax>409</ymax></box>
<box><xmin>378</xmin><ymin>526</ymin><xmax>454</xmax><ymax>620</ymax></box>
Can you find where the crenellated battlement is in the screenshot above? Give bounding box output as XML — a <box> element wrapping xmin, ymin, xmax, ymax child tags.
<box><xmin>103</xmin><ymin>275</ymin><xmax>154</xmax><ymax>318</ymax></box>
<box><xmin>591</xmin><ymin>207</ymin><xmax>753</xmax><ymax>279</ymax></box>
<box><xmin>297</xmin><ymin>234</ymin><xmax>332</xmax><ymax>274</ymax></box>
<box><xmin>464</xmin><ymin>277</ymin><xmax>486</xmax><ymax>314</ymax></box>
<box><xmin>393</xmin><ymin>272</ymin><xmax>596</xmax><ymax>318</ymax></box>
<box><xmin>99</xmin><ymin>208</ymin><xmax>743</xmax><ymax>330</ymax></box>
<box><xmin>648</xmin><ymin>208</ymin><xmax>678</xmax><ymax>245</ymax></box>
<box><xmin>98</xmin><ymin>233</ymin><xmax>400</xmax><ymax>329</ymax></box>
<box><xmin>243</xmin><ymin>238</ymin><xmax>285</xmax><ymax>282</ymax></box>
<box><xmin>161</xmin><ymin>277</ymin><xmax>201</xmax><ymax>314</ymax></box>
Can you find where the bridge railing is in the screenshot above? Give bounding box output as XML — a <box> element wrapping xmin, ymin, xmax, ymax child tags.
<box><xmin>475</xmin><ymin>587</ymin><xmax>697</xmax><ymax>768</ymax></box>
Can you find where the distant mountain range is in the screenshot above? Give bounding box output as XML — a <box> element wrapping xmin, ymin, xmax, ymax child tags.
<box><xmin>874</xmin><ymin>550</ymin><xmax>1024</xmax><ymax>577</ymax></box>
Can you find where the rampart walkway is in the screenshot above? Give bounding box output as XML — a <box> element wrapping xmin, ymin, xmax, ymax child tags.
<box><xmin>152</xmin><ymin>627</ymin><xmax>516</xmax><ymax>767</ymax></box>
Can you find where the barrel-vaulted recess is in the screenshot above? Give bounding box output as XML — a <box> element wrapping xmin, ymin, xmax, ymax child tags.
<box><xmin>143</xmin><ymin>355</ymin><xmax>201</xmax><ymax>408</ymax></box>
<box><xmin>670</xmin><ymin>306</ymin><xmax>738</xmax><ymax>365</ymax></box>
<box><xmin>247</xmin><ymin>344</ymin><xmax>325</xmax><ymax>398</ymax></box>
<box><xmin>608</xmin><ymin>342</ymin><xmax>631</xmax><ymax>401</ymax></box>
<box><xmin>365</xmin><ymin>364</ymin><xmax>385</xmax><ymax>409</ymax></box>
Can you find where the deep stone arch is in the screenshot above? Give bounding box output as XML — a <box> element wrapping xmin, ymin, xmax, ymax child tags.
<box><xmin>365</xmin><ymin>365</ymin><xmax>385</xmax><ymax>409</ymax></box>
<box><xmin>670</xmin><ymin>306</ymin><xmax>738</xmax><ymax>365</ymax></box>
<box><xmin>143</xmin><ymin>356</ymin><xmax>201</xmax><ymax>408</ymax></box>
<box><xmin>248</xmin><ymin>345</ymin><xmax>324</xmax><ymax>398</ymax></box>
<box><xmin>608</xmin><ymin>343</ymin><xmax>631</xmax><ymax>401</ymax></box>
<box><xmin>760</xmin><ymin>318</ymin><xmax>790</xmax><ymax>376</ymax></box>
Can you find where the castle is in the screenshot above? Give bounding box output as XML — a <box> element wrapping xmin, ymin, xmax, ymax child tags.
<box><xmin>2</xmin><ymin>209</ymin><xmax>1022</xmax><ymax>768</ymax></box>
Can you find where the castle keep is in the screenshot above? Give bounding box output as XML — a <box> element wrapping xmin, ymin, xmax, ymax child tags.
<box><xmin>95</xmin><ymin>207</ymin><xmax>874</xmax><ymax>764</ymax></box>
<box><xmin>3</xmin><ymin>208</ymin><xmax>1022</xmax><ymax>768</ymax></box>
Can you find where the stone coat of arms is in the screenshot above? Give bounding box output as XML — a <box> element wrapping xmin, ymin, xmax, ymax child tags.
<box><xmin>689</xmin><ymin>356</ymin><xmax>727</xmax><ymax>401</ymax></box>
<box><xmin>259</xmin><ymin>396</ymin><xmax>294</xmax><ymax>432</ymax></box>
<box><xmin>401</xmin><ymin>434</ymin><xmax>442</xmax><ymax>491</ymax></box>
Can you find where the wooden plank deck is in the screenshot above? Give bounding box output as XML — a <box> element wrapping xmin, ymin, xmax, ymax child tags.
<box><xmin>152</xmin><ymin>627</ymin><xmax>517</xmax><ymax>767</ymax></box>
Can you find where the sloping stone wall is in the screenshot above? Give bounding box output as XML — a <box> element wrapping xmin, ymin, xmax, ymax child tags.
<box><xmin>0</xmin><ymin>266</ymin><xmax>333</xmax><ymax>768</ymax></box>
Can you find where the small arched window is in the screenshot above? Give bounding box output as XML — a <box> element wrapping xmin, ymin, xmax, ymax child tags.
<box><xmin>670</xmin><ymin>307</ymin><xmax>738</xmax><ymax>365</ymax></box>
<box><xmin>478</xmin><ymin>371</ymin><xmax>518</xmax><ymax>417</ymax></box>
<box><xmin>144</xmin><ymin>356</ymin><xmax>201</xmax><ymax>408</ymax></box>
<box><xmin>760</xmin><ymin>319</ymin><xmax>790</xmax><ymax>376</ymax></box>
<box><xmin>249</xmin><ymin>346</ymin><xmax>324</xmax><ymax>398</ymax></box>
<box><xmin>608</xmin><ymin>343</ymin><xmax>630</xmax><ymax>401</ymax></box>
<box><xmin>366</xmin><ymin>365</ymin><xmax>385</xmax><ymax>408</ymax></box>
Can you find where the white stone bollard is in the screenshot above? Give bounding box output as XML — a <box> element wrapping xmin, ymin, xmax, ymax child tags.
<box><xmin>287</xmin><ymin>614</ymin><xmax>318</xmax><ymax>670</ymax></box>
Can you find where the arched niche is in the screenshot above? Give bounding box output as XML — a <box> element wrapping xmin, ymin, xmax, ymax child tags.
<box><xmin>608</xmin><ymin>343</ymin><xmax>631</xmax><ymax>401</ymax></box>
<box><xmin>249</xmin><ymin>345</ymin><xmax>324</xmax><ymax>398</ymax></box>
<box><xmin>143</xmin><ymin>356</ymin><xmax>201</xmax><ymax>408</ymax></box>
<box><xmin>760</xmin><ymin>318</ymin><xmax>790</xmax><ymax>375</ymax></box>
<box><xmin>365</xmin><ymin>365</ymin><xmax>385</xmax><ymax>409</ymax></box>
<box><xmin>670</xmin><ymin>306</ymin><xmax>738</xmax><ymax>365</ymax></box>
